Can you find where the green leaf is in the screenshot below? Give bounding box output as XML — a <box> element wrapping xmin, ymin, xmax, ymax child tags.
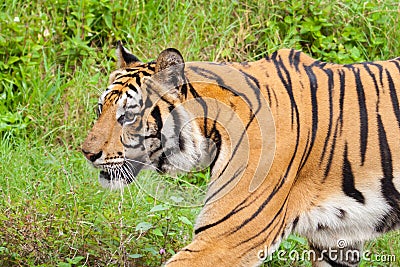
<box><xmin>150</xmin><ymin>204</ymin><xmax>168</xmax><ymax>213</ymax></box>
<box><xmin>67</xmin><ymin>256</ymin><xmax>85</xmax><ymax>264</ymax></box>
<box><xmin>350</xmin><ymin>46</ymin><xmax>361</xmax><ymax>60</ymax></box>
<box><xmin>7</xmin><ymin>56</ymin><xmax>20</xmax><ymax>65</ymax></box>
<box><xmin>104</xmin><ymin>12</ymin><xmax>112</xmax><ymax>29</ymax></box>
<box><xmin>152</xmin><ymin>228</ymin><xmax>163</xmax><ymax>236</ymax></box>
<box><xmin>179</xmin><ymin>216</ymin><xmax>192</xmax><ymax>226</ymax></box>
<box><xmin>170</xmin><ymin>196</ymin><xmax>184</xmax><ymax>203</ymax></box>
<box><xmin>136</xmin><ymin>222</ymin><xmax>152</xmax><ymax>231</ymax></box>
<box><xmin>128</xmin><ymin>254</ymin><xmax>143</xmax><ymax>259</ymax></box>
<box><xmin>286</xmin><ymin>234</ymin><xmax>307</xmax><ymax>245</ymax></box>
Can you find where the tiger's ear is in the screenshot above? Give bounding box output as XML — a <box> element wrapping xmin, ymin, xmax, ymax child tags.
<box><xmin>116</xmin><ymin>41</ymin><xmax>140</xmax><ymax>68</ymax></box>
<box><xmin>155</xmin><ymin>48</ymin><xmax>184</xmax><ymax>73</ymax></box>
<box><xmin>154</xmin><ymin>48</ymin><xmax>185</xmax><ymax>98</ymax></box>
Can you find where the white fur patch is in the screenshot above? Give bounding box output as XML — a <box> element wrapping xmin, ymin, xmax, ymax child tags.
<box><xmin>295</xmin><ymin>186</ymin><xmax>391</xmax><ymax>247</ymax></box>
<box><xmin>98</xmin><ymin>176</ymin><xmax>127</xmax><ymax>191</ymax></box>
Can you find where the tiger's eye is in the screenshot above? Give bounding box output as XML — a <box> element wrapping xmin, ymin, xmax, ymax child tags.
<box><xmin>125</xmin><ymin>110</ymin><xmax>136</xmax><ymax>121</ymax></box>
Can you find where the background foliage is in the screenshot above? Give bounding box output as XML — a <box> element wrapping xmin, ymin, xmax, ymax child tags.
<box><xmin>1</xmin><ymin>0</ymin><xmax>399</xmax><ymax>266</ymax></box>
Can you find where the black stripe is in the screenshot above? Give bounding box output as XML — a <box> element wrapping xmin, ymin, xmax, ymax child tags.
<box><xmin>338</xmin><ymin>70</ymin><xmax>345</xmax><ymax>134</ymax></box>
<box><xmin>377</xmin><ymin>94</ymin><xmax>395</xmax><ymax>185</ymax></box>
<box><xmin>237</xmin><ymin>198</ymin><xmax>288</xmax><ymax>257</ymax></box>
<box><xmin>180</xmin><ymin>83</ymin><xmax>188</xmax><ymax>98</ymax></box>
<box><xmin>368</xmin><ymin>62</ymin><xmax>384</xmax><ymax>87</ymax></box>
<box><xmin>145</xmin><ymin>106</ymin><xmax>164</xmax><ymax>158</ymax></box>
<box><xmin>208</xmin><ymin>123</ymin><xmax>222</xmax><ymax>172</ymax></box>
<box><xmin>320</xmin><ymin>69</ymin><xmax>334</xmax><ymax>165</ymax></box>
<box><xmin>288</xmin><ymin>49</ymin><xmax>295</xmax><ymax>67</ymax></box>
<box><xmin>288</xmin><ymin>49</ymin><xmax>301</xmax><ymax>72</ymax></box>
<box><xmin>292</xmin><ymin>216</ymin><xmax>299</xmax><ymax>231</ymax></box>
<box><xmin>324</xmin><ymin>66</ymin><xmax>351</xmax><ymax>179</ymax></box>
<box><xmin>363</xmin><ymin>63</ymin><xmax>380</xmax><ymax>97</ymax></box>
<box><xmin>271</xmin><ymin>89</ymin><xmax>278</xmax><ymax>109</ymax></box>
<box><xmin>187</xmin><ymin>65</ymin><xmax>258</xmax><ymax>113</ymax></box>
<box><xmin>187</xmin><ymin>82</ymin><xmax>210</xmax><ymax>144</ymax></box>
<box><xmin>267</xmin><ymin>201</ymin><xmax>288</xmax><ymax>246</ymax></box>
<box><xmin>297</xmin><ymin>130</ymin><xmax>311</xmax><ymax>175</ymax></box>
<box><xmin>204</xmin><ymin>164</ymin><xmax>246</xmax><ymax>204</ymax></box>
<box><xmin>161</xmin><ymin>105</ymin><xmax>183</xmax><ymax>155</ymax></box>
<box><xmin>298</xmin><ymin>65</ymin><xmax>318</xmax><ymax>172</ymax></box>
<box><xmin>271</xmin><ymin>55</ymin><xmax>301</xmax><ymax>183</ymax></box>
<box><xmin>135</xmin><ymin>74</ymin><xmax>142</xmax><ymax>87</ymax></box>
<box><xmin>342</xmin><ymin>143</ymin><xmax>365</xmax><ymax>204</ymax></box>
<box><xmin>116</xmin><ymin>72</ymin><xmax>139</xmax><ymax>79</ymax></box>
<box><xmin>117</xmin><ymin>114</ymin><xmax>125</xmax><ymax>125</ymax></box>
<box><xmin>390</xmin><ymin>58</ymin><xmax>400</xmax><ymax>73</ymax></box>
<box><xmin>178</xmin><ymin>133</ymin><xmax>185</xmax><ymax>152</ymax></box>
<box><xmin>238</xmin><ymin>70</ymin><xmax>260</xmax><ymax>89</ymax></box>
<box><xmin>124</xmin><ymin>68</ymin><xmax>139</xmax><ymax>72</ymax></box>
<box><xmin>117</xmin><ymin>68</ymin><xmax>154</xmax><ymax>82</ymax></box>
<box><xmin>265</xmin><ymin>85</ymin><xmax>273</xmax><ymax>107</ymax></box>
<box><xmin>306</xmin><ymin>65</ymin><xmax>318</xmax><ymax>146</ymax></box>
<box><xmin>105</xmin><ymin>90</ymin><xmax>123</xmax><ymax>103</ymax></box>
<box><xmin>386</xmin><ymin>69</ymin><xmax>400</xmax><ymax>129</ymax></box>
<box><xmin>144</xmin><ymin>97</ymin><xmax>153</xmax><ymax>114</ymax></box>
<box><xmin>229</xmin><ymin>190</ymin><xmax>285</xmax><ymax>236</ymax></box>
<box><xmin>194</xmin><ymin>194</ymin><xmax>250</xmax><ymax>235</ymax></box>
<box><xmin>275</xmin><ymin>58</ymin><xmax>296</xmax><ymax>128</ymax></box>
<box><xmin>196</xmin><ymin>172</ymin><xmax>287</xmax><ymax>237</ymax></box>
<box><xmin>156</xmin><ymin>152</ymin><xmax>167</xmax><ymax>171</ymax></box>
<box><xmin>323</xmin><ymin>117</ymin><xmax>339</xmax><ymax>179</ymax></box>
<box><xmin>127</xmin><ymin>83</ymin><xmax>138</xmax><ymax>93</ymax></box>
<box><xmin>151</xmin><ymin>106</ymin><xmax>163</xmax><ymax>137</ymax></box>
<box><xmin>112</xmin><ymin>81</ymin><xmax>124</xmax><ymax>85</ymax></box>
<box><xmin>126</xmin><ymin>104</ymin><xmax>138</xmax><ymax>109</ymax></box>
<box><xmin>187</xmin><ymin>65</ymin><xmax>240</xmax><ymax>96</ymax></box>
<box><xmin>181</xmin><ymin>248</ymin><xmax>199</xmax><ymax>253</ymax></box>
<box><xmin>120</xmin><ymin>136</ymin><xmax>143</xmax><ymax>149</ymax></box>
<box><xmin>146</xmin><ymin>62</ymin><xmax>156</xmax><ymax>72</ymax></box>
<box><xmin>237</xmin><ymin>202</ymin><xmax>287</xmax><ymax>249</ymax></box>
<box><xmin>148</xmin><ymin>144</ymin><xmax>163</xmax><ymax>158</ymax></box>
<box><xmin>377</xmin><ymin>112</ymin><xmax>400</xmax><ymax>215</ymax></box>
<box><xmin>353</xmin><ymin>68</ymin><xmax>368</xmax><ymax>165</ymax></box>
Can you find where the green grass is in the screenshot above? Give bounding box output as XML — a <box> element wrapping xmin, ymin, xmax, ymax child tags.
<box><xmin>1</xmin><ymin>0</ymin><xmax>400</xmax><ymax>266</ymax></box>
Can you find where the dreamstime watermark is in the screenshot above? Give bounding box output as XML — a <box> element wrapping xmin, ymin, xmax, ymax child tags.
<box><xmin>257</xmin><ymin>239</ymin><xmax>396</xmax><ymax>264</ymax></box>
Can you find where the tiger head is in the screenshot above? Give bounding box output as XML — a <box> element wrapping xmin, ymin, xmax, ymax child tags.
<box><xmin>81</xmin><ymin>42</ymin><xmax>208</xmax><ymax>189</ymax></box>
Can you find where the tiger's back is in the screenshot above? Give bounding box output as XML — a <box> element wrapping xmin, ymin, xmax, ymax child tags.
<box><xmin>232</xmin><ymin>50</ymin><xmax>400</xmax><ymax>265</ymax></box>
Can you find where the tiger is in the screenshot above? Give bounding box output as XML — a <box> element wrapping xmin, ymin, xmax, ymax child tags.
<box><xmin>82</xmin><ymin>41</ymin><xmax>400</xmax><ymax>267</ymax></box>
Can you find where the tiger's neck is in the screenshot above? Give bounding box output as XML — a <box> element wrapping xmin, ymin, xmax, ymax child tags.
<box><xmin>165</xmin><ymin>59</ymin><xmax>304</xmax><ymax>266</ymax></box>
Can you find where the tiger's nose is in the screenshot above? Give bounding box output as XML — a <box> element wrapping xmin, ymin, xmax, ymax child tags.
<box><xmin>82</xmin><ymin>150</ymin><xmax>103</xmax><ymax>162</ymax></box>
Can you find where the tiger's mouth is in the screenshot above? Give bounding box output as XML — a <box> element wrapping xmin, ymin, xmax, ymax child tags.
<box><xmin>97</xmin><ymin>161</ymin><xmax>143</xmax><ymax>190</ymax></box>
<box><xmin>99</xmin><ymin>170</ymin><xmax>112</xmax><ymax>181</ymax></box>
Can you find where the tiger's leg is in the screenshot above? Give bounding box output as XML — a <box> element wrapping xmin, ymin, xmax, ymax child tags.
<box><xmin>309</xmin><ymin>241</ymin><xmax>363</xmax><ymax>267</ymax></box>
<box><xmin>165</xmin><ymin>234</ymin><xmax>265</xmax><ymax>267</ymax></box>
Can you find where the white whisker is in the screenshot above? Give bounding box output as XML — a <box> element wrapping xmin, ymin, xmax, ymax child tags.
<box><xmin>124</xmin><ymin>158</ymin><xmax>162</xmax><ymax>172</ymax></box>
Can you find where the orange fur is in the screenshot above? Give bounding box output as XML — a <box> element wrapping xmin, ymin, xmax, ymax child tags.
<box><xmin>82</xmin><ymin>45</ymin><xmax>400</xmax><ymax>267</ymax></box>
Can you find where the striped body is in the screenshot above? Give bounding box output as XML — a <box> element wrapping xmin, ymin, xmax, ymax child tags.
<box><xmin>82</xmin><ymin>43</ymin><xmax>400</xmax><ymax>266</ymax></box>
